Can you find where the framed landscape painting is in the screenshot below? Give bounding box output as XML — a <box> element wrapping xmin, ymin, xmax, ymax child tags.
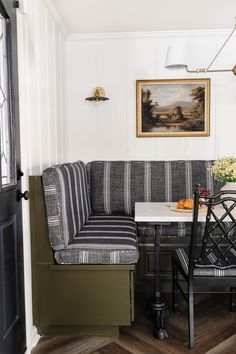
<box><xmin>136</xmin><ymin>78</ymin><xmax>210</xmax><ymax>137</ymax></box>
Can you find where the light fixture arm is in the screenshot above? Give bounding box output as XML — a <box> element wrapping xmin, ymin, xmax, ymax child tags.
<box><xmin>186</xmin><ymin>66</ymin><xmax>236</xmax><ymax>74</ymax></box>
<box><xmin>206</xmin><ymin>18</ymin><xmax>236</xmax><ymax>71</ymax></box>
<box><xmin>186</xmin><ymin>17</ymin><xmax>236</xmax><ymax>75</ymax></box>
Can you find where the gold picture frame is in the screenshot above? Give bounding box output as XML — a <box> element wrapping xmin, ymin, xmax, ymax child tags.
<box><xmin>136</xmin><ymin>78</ymin><xmax>210</xmax><ymax>137</ymax></box>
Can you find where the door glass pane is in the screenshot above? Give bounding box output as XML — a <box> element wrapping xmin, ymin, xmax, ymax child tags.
<box><xmin>0</xmin><ymin>14</ymin><xmax>14</xmax><ymax>187</ymax></box>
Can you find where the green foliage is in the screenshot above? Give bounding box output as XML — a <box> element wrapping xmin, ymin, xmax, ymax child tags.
<box><xmin>190</xmin><ymin>86</ymin><xmax>205</xmax><ymax>119</ymax></box>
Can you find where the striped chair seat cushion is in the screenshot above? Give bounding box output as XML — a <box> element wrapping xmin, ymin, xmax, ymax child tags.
<box><xmin>173</xmin><ymin>247</ymin><xmax>236</xmax><ymax>277</ymax></box>
<box><xmin>54</xmin><ymin>215</ymin><xmax>139</xmax><ymax>264</ymax></box>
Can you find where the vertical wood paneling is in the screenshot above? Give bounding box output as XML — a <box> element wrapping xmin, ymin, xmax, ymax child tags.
<box><xmin>59</xmin><ymin>30</ymin><xmax>67</xmax><ymax>163</ymax></box>
<box><xmin>34</xmin><ymin>1</ymin><xmax>43</xmax><ymax>172</ymax></box>
<box><xmin>22</xmin><ymin>0</ymin><xmax>66</xmax><ymax>174</ymax></box>
<box><xmin>51</xmin><ymin>20</ymin><xmax>58</xmax><ymax>165</ymax></box>
<box><xmin>38</xmin><ymin>3</ymin><xmax>56</xmax><ymax>172</ymax></box>
<box><xmin>55</xmin><ymin>28</ymin><xmax>62</xmax><ymax>163</ymax></box>
<box><xmin>125</xmin><ymin>39</ymin><xmax>156</xmax><ymax>160</ymax></box>
<box><xmin>26</xmin><ymin>1</ymin><xmax>41</xmax><ymax>174</ymax></box>
<box><xmin>17</xmin><ymin>1</ymin><xmax>67</xmax><ymax>352</ymax></box>
<box><xmin>157</xmin><ymin>36</ymin><xmax>188</xmax><ymax>160</ymax></box>
<box><xmin>42</xmin><ymin>7</ymin><xmax>51</xmax><ymax>170</ymax></box>
<box><xmin>66</xmin><ymin>41</ymin><xmax>98</xmax><ymax>161</ymax></box>
<box><xmin>47</xmin><ymin>16</ymin><xmax>56</xmax><ymax>167</ymax></box>
<box><xmin>66</xmin><ymin>31</ymin><xmax>236</xmax><ymax>162</ymax></box>
<box><xmin>215</xmin><ymin>83</ymin><xmax>236</xmax><ymax>156</ymax></box>
<box><xmin>184</xmin><ymin>36</ymin><xmax>217</xmax><ymax>159</ymax></box>
<box><xmin>95</xmin><ymin>39</ymin><xmax>126</xmax><ymax>160</ymax></box>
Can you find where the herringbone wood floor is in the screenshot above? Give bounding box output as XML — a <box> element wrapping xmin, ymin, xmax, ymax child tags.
<box><xmin>31</xmin><ymin>295</ymin><xmax>236</xmax><ymax>354</ymax></box>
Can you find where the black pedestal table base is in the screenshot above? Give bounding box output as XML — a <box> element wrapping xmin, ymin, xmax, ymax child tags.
<box><xmin>147</xmin><ymin>223</ymin><xmax>169</xmax><ymax>339</ymax></box>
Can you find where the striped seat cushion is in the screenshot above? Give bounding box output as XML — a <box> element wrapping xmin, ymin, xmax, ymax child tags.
<box><xmin>88</xmin><ymin>160</ymin><xmax>223</xmax><ymax>216</ymax></box>
<box><xmin>42</xmin><ymin>161</ymin><xmax>91</xmax><ymax>250</ymax></box>
<box><xmin>173</xmin><ymin>247</ymin><xmax>236</xmax><ymax>277</ymax></box>
<box><xmin>54</xmin><ymin>215</ymin><xmax>139</xmax><ymax>264</ymax></box>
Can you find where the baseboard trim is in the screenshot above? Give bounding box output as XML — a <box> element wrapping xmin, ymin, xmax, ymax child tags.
<box><xmin>37</xmin><ymin>325</ymin><xmax>119</xmax><ymax>337</ymax></box>
<box><xmin>25</xmin><ymin>325</ymin><xmax>40</xmax><ymax>354</ymax></box>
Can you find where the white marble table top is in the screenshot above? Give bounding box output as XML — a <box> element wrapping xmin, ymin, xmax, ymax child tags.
<box><xmin>135</xmin><ymin>202</ymin><xmax>236</xmax><ymax>223</ymax></box>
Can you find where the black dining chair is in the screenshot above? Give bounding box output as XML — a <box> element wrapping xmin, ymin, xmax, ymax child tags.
<box><xmin>172</xmin><ymin>186</ymin><xmax>236</xmax><ymax>349</ymax></box>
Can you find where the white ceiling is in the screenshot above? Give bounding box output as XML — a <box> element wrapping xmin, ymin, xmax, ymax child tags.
<box><xmin>52</xmin><ymin>0</ymin><xmax>236</xmax><ymax>34</ymax></box>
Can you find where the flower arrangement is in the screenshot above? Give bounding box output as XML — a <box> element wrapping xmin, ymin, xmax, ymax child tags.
<box><xmin>199</xmin><ymin>187</ymin><xmax>212</xmax><ymax>197</ymax></box>
<box><xmin>210</xmin><ymin>157</ymin><xmax>236</xmax><ymax>182</ymax></box>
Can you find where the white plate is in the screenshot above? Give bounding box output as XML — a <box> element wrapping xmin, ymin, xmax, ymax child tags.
<box><xmin>169</xmin><ymin>206</ymin><xmax>207</xmax><ymax>213</ymax></box>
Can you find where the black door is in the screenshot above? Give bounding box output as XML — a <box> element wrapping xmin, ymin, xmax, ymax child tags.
<box><xmin>0</xmin><ymin>0</ymin><xmax>26</xmax><ymax>353</ymax></box>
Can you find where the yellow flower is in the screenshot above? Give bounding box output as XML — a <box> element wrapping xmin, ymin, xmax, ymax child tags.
<box><xmin>210</xmin><ymin>157</ymin><xmax>236</xmax><ymax>182</ymax></box>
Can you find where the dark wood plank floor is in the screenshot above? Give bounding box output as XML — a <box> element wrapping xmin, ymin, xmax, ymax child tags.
<box><xmin>31</xmin><ymin>295</ymin><xmax>236</xmax><ymax>354</ymax></box>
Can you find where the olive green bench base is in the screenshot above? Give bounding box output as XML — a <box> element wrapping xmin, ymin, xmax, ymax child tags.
<box><xmin>30</xmin><ymin>176</ymin><xmax>135</xmax><ymax>336</ymax></box>
<box><xmin>34</xmin><ymin>264</ymin><xmax>134</xmax><ymax>336</ymax></box>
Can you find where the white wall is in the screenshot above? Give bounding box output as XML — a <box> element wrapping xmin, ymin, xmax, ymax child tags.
<box><xmin>17</xmin><ymin>0</ymin><xmax>67</xmax><ymax>351</ymax></box>
<box><xmin>66</xmin><ymin>31</ymin><xmax>236</xmax><ymax>162</ymax></box>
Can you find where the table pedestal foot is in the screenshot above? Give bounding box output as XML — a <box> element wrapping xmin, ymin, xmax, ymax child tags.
<box><xmin>152</xmin><ymin>292</ymin><xmax>169</xmax><ymax>340</ymax></box>
<box><xmin>153</xmin><ymin>327</ymin><xmax>168</xmax><ymax>340</ymax></box>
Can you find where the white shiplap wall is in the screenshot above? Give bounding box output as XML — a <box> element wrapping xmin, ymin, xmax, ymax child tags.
<box><xmin>17</xmin><ymin>0</ymin><xmax>67</xmax><ymax>351</ymax></box>
<box><xmin>66</xmin><ymin>31</ymin><xmax>236</xmax><ymax>162</ymax></box>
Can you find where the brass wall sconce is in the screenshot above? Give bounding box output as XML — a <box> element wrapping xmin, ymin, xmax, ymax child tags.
<box><xmin>85</xmin><ymin>87</ymin><xmax>109</xmax><ymax>101</ymax></box>
<box><xmin>165</xmin><ymin>17</ymin><xmax>236</xmax><ymax>75</ymax></box>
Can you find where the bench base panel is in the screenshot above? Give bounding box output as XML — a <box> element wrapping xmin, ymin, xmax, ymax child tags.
<box><xmin>33</xmin><ymin>264</ymin><xmax>135</xmax><ymax>334</ymax></box>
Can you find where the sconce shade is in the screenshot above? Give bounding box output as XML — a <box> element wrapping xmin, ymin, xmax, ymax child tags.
<box><xmin>165</xmin><ymin>44</ymin><xmax>187</xmax><ymax>70</ymax></box>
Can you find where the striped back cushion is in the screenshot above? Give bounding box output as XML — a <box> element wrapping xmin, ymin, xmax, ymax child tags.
<box><xmin>42</xmin><ymin>161</ymin><xmax>91</xmax><ymax>250</ymax></box>
<box><xmin>88</xmin><ymin>161</ymin><xmax>223</xmax><ymax>216</ymax></box>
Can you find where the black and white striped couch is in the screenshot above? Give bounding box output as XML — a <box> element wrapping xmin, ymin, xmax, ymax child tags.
<box><xmin>42</xmin><ymin>160</ymin><xmax>223</xmax><ymax>266</ymax></box>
